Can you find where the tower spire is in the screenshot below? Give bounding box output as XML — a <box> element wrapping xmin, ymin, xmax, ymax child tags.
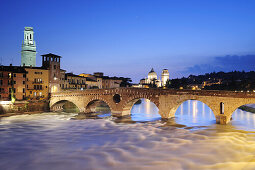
<box><xmin>21</xmin><ymin>27</ymin><xmax>36</xmax><ymax>67</ymax></box>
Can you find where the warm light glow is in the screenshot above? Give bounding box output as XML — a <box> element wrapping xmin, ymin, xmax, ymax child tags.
<box><xmin>0</xmin><ymin>101</ymin><xmax>12</xmax><ymax>105</ymax></box>
<box><xmin>51</xmin><ymin>86</ymin><xmax>58</xmax><ymax>93</ymax></box>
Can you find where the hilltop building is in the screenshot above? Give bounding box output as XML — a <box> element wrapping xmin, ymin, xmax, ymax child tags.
<box><xmin>161</xmin><ymin>69</ymin><xmax>170</xmax><ymax>86</ymax></box>
<box><xmin>137</xmin><ymin>68</ymin><xmax>170</xmax><ymax>88</ymax></box>
<box><xmin>21</xmin><ymin>27</ymin><xmax>36</xmax><ymax>67</ymax></box>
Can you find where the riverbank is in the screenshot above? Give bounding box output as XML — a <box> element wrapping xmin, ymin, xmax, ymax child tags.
<box><xmin>238</xmin><ymin>105</ymin><xmax>255</xmax><ymax>113</ymax></box>
<box><xmin>0</xmin><ymin>100</ymin><xmax>49</xmax><ymax>116</ymax></box>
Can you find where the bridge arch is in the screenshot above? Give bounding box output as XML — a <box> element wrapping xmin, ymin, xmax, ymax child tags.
<box><xmin>50</xmin><ymin>100</ymin><xmax>81</xmax><ymax>112</ymax></box>
<box><xmin>225</xmin><ymin>100</ymin><xmax>255</xmax><ymax>119</ymax></box>
<box><xmin>121</xmin><ymin>95</ymin><xmax>159</xmax><ymax>116</ymax></box>
<box><xmin>171</xmin><ymin>99</ymin><xmax>216</xmax><ymax>120</ymax></box>
<box><xmin>84</xmin><ymin>96</ymin><xmax>114</xmax><ymax>114</ymax></box>
<box><xmin>163</xmin><ymin>96</ymin><xmax>219</xmax><ymax>120</ymax></box>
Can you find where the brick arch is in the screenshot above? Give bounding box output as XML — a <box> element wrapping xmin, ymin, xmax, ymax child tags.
<box><xmin>223</xmin><ymin>99</ymin><xmax>255</xmax><ymax>118</ymax></box>
<box><xmin>121</xmin><ymin>94</ymin><xmax>160</xmax><ymax>116</ymax></box>
<box><xmin>84</xmin><ymin>96</ymin><xmax>114</xmax><ymax>113</ymax></box>
<box><xmin>50</xmin><ymin>99</ymin><xmax>83</xmax><ymax>112</ymax></box>
<box><xmin>163</xmin><ymin>96</ymin><xmax>218</xmax><ymax>119</ymax></box>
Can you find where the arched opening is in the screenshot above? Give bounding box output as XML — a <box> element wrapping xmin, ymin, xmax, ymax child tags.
<box><xmin>174</xmin><ymin>100</ymin><xmax>215</xmax><ymax>126</ymax></box>
<box><xmin>231</xmin><ymin>104</ymin><xmax>255</xmax><ymax>130</ymax></box>
<box><xmin>85</xmin><ymin>100</ymin><xmax>111</xmax><ymax>118</ymax></box>
<box><xmin>113</xmin><ymin>94</ymin><xmax>121</xmax><ymax>103</ymax></box>
<box><xmin>51</xmin><ymin>100</ymin><xmax>79</xmax><ymax>113</ymax></box>
<box><xmin>124</xmin><ymin>98</ymin><xmax>160</xmax><ymax>122</ymax></box>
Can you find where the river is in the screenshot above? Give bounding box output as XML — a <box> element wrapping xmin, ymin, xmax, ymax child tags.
<box><xmin>0</xmin><ymin>99</ymin><xmax>254</xmax><ymax>170</ymax></box>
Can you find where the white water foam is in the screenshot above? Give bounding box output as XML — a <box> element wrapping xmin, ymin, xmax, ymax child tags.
<box><xmin>0</xmin><ymin>113</ymin><xmax>254</xmax><ymax>170</ymax></box>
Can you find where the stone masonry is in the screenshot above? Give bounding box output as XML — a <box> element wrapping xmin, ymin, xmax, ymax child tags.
<box><xmin>50</xmin><ymin>88</ymin><xmax>255</xmax><ymax>124</ymax></box>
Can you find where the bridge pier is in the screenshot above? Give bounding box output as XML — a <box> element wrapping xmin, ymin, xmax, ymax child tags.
<box><xmin>215</xmin><ymin>114</ymin><xmax>230</xmax><ymax>125</ymax></box>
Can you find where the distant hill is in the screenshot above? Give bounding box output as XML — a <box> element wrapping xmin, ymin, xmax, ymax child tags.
<box><xmin>167</xmin><ymin>71</ymin><xmax>255</xmax><ymax>91</ymax></box>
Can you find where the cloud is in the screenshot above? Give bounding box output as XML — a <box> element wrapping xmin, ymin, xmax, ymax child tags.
<box><xmin>183</xmin><ymin>55</ymin><xmax>255</xmax><ymax>75</ymax></box>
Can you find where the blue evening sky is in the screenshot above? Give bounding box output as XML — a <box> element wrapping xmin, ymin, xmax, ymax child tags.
<box><xmin>0</xmin><ymin>0</ymin><xmax>255</xmax><ymax>83</ymax></box>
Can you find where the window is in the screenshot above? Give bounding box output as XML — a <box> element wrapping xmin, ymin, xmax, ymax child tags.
<box><xmin>23</xmin><ymin>88</ymin><xmax>25</xmax><ymax>93</ymax></box>
<box><xmin>54</xmin><ymin>65</ymin><xmax>56</xmax><ymax>69</ymax></box>
<box><xmin>30</xmin><ymin>91</ymin><xmax>32</xmax><ymax>94</ymax></box>
<box><xmin>9</xmin><ymin>88</ymin><xmax>12</xmax><ymax>93</ymax></box>
<box><xmin>13</xmin><ymin>88</ymin><xmax>16</xmax><ymax>93</ymax></box>
<box><xmin>23</xmin><ymin>74</ymin><xmax>26</xmax><ymax>78</ymax></box>
<box><xmin>0</xmin><ymin>80</ymin><xmax>2</xmax><ymax>85</ymax></box>
<box><xmin>23</xmin><ymin>81</ymin><xmax>25</xmax><ymax>84</ymax></box>
<box><xmin>35</xmin><ymin>72</ymin><xmax>42</xmax><ymax>74</ymax></box>
<box><xmin>27</xmin><ymin>85</ymin><xmax>28</xmax><ymax>88</ymax></box>
<box><xmin>0</xmin><ymin>72</ymin><xmax>3</xmax><ymax>77</ymax></box>
<box><xmin>30</xmin><ymin>34</ymin><xmax>31</xmax><ymax>39</ymax></box>
<box><xmin>13</xmin><ymin>81</ymin><xmax>16</xmax><ymax>84</ymax></box>
<box><xmin>39</xmin><ymin>92</ymin><xmax>42</xmax><ymax>96</ymax></box>
<box><xmin>34</xmin><ymin>92</ymin><xmax>36</xmax><ymax>97</ymax></box>
<box><xmin>13</xmin><ymin>74</ymin><xmax>16</xmax><ymax>77</ymax></box>
<box><xmin>8</xmin><ymin>73</ymin><xmax>11</xmax><ymax>78</ymax></box>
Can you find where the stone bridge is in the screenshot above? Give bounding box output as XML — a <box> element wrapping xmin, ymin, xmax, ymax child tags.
<box><xmin>50</xmin><ymin>88</ymin><xmax>255</xmax><ymax>124</ymax></box>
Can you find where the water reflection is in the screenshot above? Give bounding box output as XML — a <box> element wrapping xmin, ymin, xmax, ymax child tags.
<box><xmin>131</xmin><ymin>99</ymin><xmax>160</xmax><ymax>122</ymax></box>
<box><xmin>131</xmin><ymin>99</ymin><xmax>255</xmax><ymax>131</ymax></box>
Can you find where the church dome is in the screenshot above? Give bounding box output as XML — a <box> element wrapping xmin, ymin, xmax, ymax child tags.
<box><xmin>148</xmin><ymin>68</ymin><xmax>157</xmax><ymax>80</ymax></box>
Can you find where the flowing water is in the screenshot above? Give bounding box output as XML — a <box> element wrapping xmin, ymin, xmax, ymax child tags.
<box><xmin>0</xmin><ymin>99</ymin><xmax>254</xmax><ymax>170</ymax></box>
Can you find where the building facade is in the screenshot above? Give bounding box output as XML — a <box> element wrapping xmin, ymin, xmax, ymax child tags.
<box><xmin>0</xmin><ymin>66</ymin><xmax>26</xmax><ymax>101</ymax></box>
<box><xmin>24</xmin><ymin>67</ymin><xmax>49</xmax><ymax>100</ymax></box>
<box><xmin>21</xmin><ymin>27</ymin><xmax>36</xmax><ymax>67</ymax></box>
<box><xmin>60</xmin><ymin>73</ymin><xmax>87</xmax><ymax>90</ymax></box>
<box><xmin>42</xmin><ymin>53</ymin><xmax>61</xmax><ymax>93</ymax></box>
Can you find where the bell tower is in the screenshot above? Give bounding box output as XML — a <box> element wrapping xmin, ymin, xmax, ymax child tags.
<box><xmin>21</xmin><ymin>27</ymin><xmax>36</xmax><ymax>67</ymax></box>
